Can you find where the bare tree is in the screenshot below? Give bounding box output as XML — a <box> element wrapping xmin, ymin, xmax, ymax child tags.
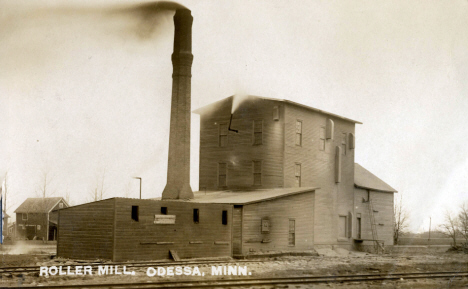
<box><xmin>393</xmin><ymin>194</ymin><xmax>409</xmax><ymax>245</ymax></box>
<box><xmin>64</xmin><ymin>186</ymin><xmax>72</xmax><ymax>206</ymax></box>
<box><xmin>88</xmin><ymin>170</ymin><xmax>106</xmax><ymax>202</ymax></box>
<box><xmin>439</xmin><ymin>209</ymin><xmax>459</xmax><ymax>246</ymax></box>
<box><xmin>458</xmin><ymin>202</ymin><xmax>468</xmax><ymax>246</ymax></box>
<box><xmin>3</xmin><ymin>172</ymin><xmax>8</xmax><ymax>214</ymax></box>
<box><xmin>35</xmin><ymin>170</ymin><xmax>55</xmax><ymax>198</ymax></box>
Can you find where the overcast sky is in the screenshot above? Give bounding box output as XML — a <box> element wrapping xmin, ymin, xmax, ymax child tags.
<box><xmin>1</xmin><ymin>0</ymin><xmax>467</xmax><ymax>232</ymax></box>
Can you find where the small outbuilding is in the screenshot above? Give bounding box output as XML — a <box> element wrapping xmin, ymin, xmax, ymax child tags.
<box><xmin>15</xmin><ymin>197</ymin><xmax>69</xmax><ymax>240</ymax></box>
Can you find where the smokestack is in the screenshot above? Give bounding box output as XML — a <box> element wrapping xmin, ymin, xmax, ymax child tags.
<box><xmin>162</xmin><ymin>9</ymin><xmax>194</xmax><ymax>200</ymax></box>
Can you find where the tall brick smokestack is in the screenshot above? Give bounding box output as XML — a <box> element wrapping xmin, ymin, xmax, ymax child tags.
<box><xmin>162</xmin><ymin>9</ymin><xmax>194</xmax><ymax>199</ymax></box>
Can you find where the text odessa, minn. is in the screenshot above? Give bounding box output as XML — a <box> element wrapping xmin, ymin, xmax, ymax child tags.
<box><xmin>39</xmin><ymin>265</ymin><xmax>252</xmax><ymax>277</ymax></box>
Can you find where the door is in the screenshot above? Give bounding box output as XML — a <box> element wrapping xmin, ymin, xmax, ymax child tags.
<box><xmin>232</xmin><ymin>207</ymin><xmax>242</xmax><ymax>255</ymax></box>
<box><xmin>26</xmin><ymin>225</ymin><xmax>36</xmax><ymax>240</ymax></box>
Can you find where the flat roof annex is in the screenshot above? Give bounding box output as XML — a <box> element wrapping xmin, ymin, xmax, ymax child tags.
<box><xmin>193</xmin><ymin>95</ymin><xmax>362</xmax><ymax>124</ymax></box>
<box><xmin>191</xmin><ymin>187</ymin><xmax>318</xmax><ymax>205</ymax></box>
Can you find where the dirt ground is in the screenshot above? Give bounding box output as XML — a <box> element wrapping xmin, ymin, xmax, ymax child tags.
<box><xmin>0</xmin><ymin>249</ymin><xmax>467</xmax><ymax>288</ymax></box>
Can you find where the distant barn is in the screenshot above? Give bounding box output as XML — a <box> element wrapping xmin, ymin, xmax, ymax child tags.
<box><xmin>15</xmin><ymin>197</ymin><xmax>69</xmax><ymax>241</ymax></box>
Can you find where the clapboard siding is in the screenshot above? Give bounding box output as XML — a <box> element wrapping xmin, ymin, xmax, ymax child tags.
<box><xmin>240</xmin><ymin>191</ymin><xmax>314</xmax><ymax>254</ymax></box>
<box><xmin>284</xmin><ymin>105</ymin><xmax>355</xmax><ymax>246</ymax></box>
<box><xmin>57</xmin><ymin>199</ymin><xmax>115</xmax><ymax>260</ymax></box>
<box><xmin>113</xmin><ymin>199</ymin><xmax>232</xmax><ymax>261</ymax></box>
<box><xmin>199</xmin><ymin>97</ymin><xmax>285</xmax><ymax>190</ymax></box>
<box><xmin>354</xmin><ymin>188</ymin><xmax>394</xmax><ymax>245</ymax></box>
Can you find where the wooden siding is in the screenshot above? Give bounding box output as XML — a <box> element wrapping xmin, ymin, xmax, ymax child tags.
<box><xmin>199</xmin><ymin>97</ymin><xmax>285</xmax><ymax>190</ymax></box>
<box><xmin>16</xmin><ymin>213</ymin><xmax>48</xmax><ymax>240</ymax></box>
<box><xmin>283</xmin><ymin>104</ymin><xmax>355</xmax><ymax>246</ymax></box>
<box><xmin>354</xmin><ymin>188</ymin><xmax>394</xmax><ymax>246</ymax></box>
<box><xmin>240</xmin><ymin>191</ymin><xmax>314</xmax><ymax>254</ymax></box>
<box><xmin>113</xmin><ymin>199</ymin><xmax>232</xmax><ymax>261</ymax></box>
<box><xmin>57</xmin><ymin>199</ymin><xmax>115</xmax><ymax>260</ymax></box>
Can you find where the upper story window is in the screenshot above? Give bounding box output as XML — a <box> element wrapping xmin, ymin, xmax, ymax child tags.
<box><xmin>342</xmin><ymin>133</ymin><xmax>347</xmax><ymax>155</ymax></box>
<box><xmin>131</xmin><ymin>206</ymin><xmax>139</xmax><ymax>222</ymax></box>
<box><xmin>22</xmin><ymin>213</ymin><xmax>28</xmax><ymax>220</ymax></box>
<box><xmin>218</xmin><ymin>162</ymin><xmax>227</xmax><ymax>187</ymax></box>
<box><xmin>253</xmin><ymin>120</ymin><xmax>263</xmax><ymax>145</ymax></box>
<box><xmin>295</xmin><ymin>120</ymin><xmax>302</xmax><ymax>146</ymax></box>
<box><xmin>253</xmin><ymin>160</ymin><xmax>262</xmax><ymax>186</ymax></box>
<box><xmin>295</xmin><ymin>163</ymin><xmax>301</xmax><ymax>187</ymax></box>
<box><xmin>193</xmin><ymin>209</ymin><xmax>200</xmax><ymax>224</ymax></box>
<box><xmin>161</xmin><ymin>207</ymin><xmax>168</xmax><ymax>215</ymax></box>
<box><xmin>219</xmin><ymin>123</ymin><xmax>228</xmax><ymax>147</ymax></box>
<box><xmin>59</xmin><ymin>203</ymin><xmax>63</xmax><ymax>209</ymax></box>
<box><xmin>319</xmin><ymin>126</ymin><xmax>326</xmax><ymax>151</ymax></box>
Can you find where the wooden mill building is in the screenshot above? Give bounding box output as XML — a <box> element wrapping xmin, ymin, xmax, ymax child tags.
<box><xmin>57</xmin><ymin>95</ymin><xmax>396</xmax><ymax>261</ymax></box>
<box><xmin>56</xmin><ymin>7</ymin><xmax>397</xmax><ymax>260</ymax></box>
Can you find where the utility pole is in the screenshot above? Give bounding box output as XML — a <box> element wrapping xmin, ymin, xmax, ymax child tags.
<box><xmin>134</xmin><ymin>177</ymin><xmax>142</xmax><ymax>199</ymax></box>
<box><xmin>428</xmin><ymin>216</ymin><xmax>431</xmax><ymax>243</ymax></box>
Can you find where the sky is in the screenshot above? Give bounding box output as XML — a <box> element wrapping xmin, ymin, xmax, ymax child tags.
<box><xmin>1</xmin><ymin>0</ymin><xmax>467</xmax><ymax>232</ymax></box>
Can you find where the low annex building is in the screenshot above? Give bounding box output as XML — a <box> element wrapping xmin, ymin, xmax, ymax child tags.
<box><xmin>57</xmin><ymin>187</ymin><xmax>316</xmax><ymax>261</ymax></box>
<box><xmin>15</xmin><ymin>197</ymin><xmax>69</xmax><ymax>240</ymax></box>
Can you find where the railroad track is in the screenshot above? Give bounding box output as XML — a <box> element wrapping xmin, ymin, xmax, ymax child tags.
<box><xmin>5</xmin><ymin>271</ymin><xmax>468</xmax><ymax>288</ymax></box>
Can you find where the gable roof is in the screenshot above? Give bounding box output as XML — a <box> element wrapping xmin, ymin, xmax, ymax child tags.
<box><xmin>354</xmin><ymin>163</ymin><xmax>397</xmax><ymax>193</ymax></box>
<box><xmin>193</xmin><ymin>95</ymin><xmax>362</xmax><ymax>124</ymax></box>
<box><xmin>15</xmin><ymin>197</ymin><xmax>69</xmax><ymax>213</ymax></box>
<box><xmin>191</xmin><ymin>187</ymin><xmax>318</xmax><ymax>205</ymax></box>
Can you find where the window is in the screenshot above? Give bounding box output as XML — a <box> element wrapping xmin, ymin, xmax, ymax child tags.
<box><xmin>288</xmin><ymin>219</ymin><xmax>295</xmax><ymax>246</ymax></box>
<box><xmin>253</xmin><ymin>160</ymin><xmax>262</xmax><ymax>186</ymax></box>
<box><xmin>295</xmin><ymin>120</ymin><xmax>302</xmax><ymax>146</ymax></box>
<box><xmin>219</xmin><ymin>123</ymin><xmax>227</xmax><ymax>147</ymax></box>
<box><xmin>59</xmin><ymin>203</ymin><xmax>63</xmax><ymax>209</ymax></box>
<box><xmin>339</xmin><ymin>216</ymin><xmax>347</xmax><ymax>238</ymax></box>
<box><xmin>218</xmin><ymin>162</ymin><xmax>227</xmax><ymax>187</ymax></box>
<box><xmin>273</xmin><ymin>106</ymin><xmax>279</xmax><ymax>121</ymax></box>
<box><xmin>349</xmin><ymin>133</ymin><xmax>355</xmax><ymax>149</ymax></box>
<box><xmin>261</xmin><ymin>218</ymin><xmax>270</xmax><ymax>233</ymax></box>
<box><xmin>222</xmin><ymin>210</ymin><xmax>228</xmax><ymax>225</ymax></box>
<box><xmin>131</xmin><ymin>206</ymin><xmax>139</xmax><ymax>222</ymax></box>
<box><xmin>37</xmin><ymin>225</ymin><xmax>41</xmax><ymax>230</ymax></box>
<box><xmin>319</xmin><ymin>126</ymin><xmax>326</xmax><ymax>151</ymax></box>
<box><xmin>193</xmin><ymin>209</ymin><xmax>199</xmax><ymax>223</ymax></box>
<box><xmin>22</xmin><ymin>213</ymin><xmax>28</xmax><ymax>220</ymax></box>
<box><xmin>335</xmin><ymin>146</ymin><xmax>342</xmax><ymax>183</ymax></box>
<box><xmin>161</xmin><ymin>207</ymin><xmax>167</xmax><ymax>215</ymax></box>
<box><xmin>342</xmin><ymin>133</ymin><xmax>347</xmax><ymax>155</ymax></box>
<box><xmin>253</xmin><ymin>120</ymin><xmax>263</xmax><ymax>145</ymax></box>
<box><xmin>357</xmin><ymin>217</ymin><xmax>362</xmax><ymax>239</ymax></box>
<box><xmin>295</xmin><ymin>163</ymin><xmax>301</xmax><ymax>187</ymax></box>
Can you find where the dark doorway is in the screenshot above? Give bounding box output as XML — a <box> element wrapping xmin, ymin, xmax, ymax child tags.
<box><xmin>26</xmin><ymin>225</ymin><xmax>36</xmax><ymax>240</ymax></box>
<box><xmin>232</xmin><ymin>207</ymin><xmax>242</xmax><ymax>255</ymax></box>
